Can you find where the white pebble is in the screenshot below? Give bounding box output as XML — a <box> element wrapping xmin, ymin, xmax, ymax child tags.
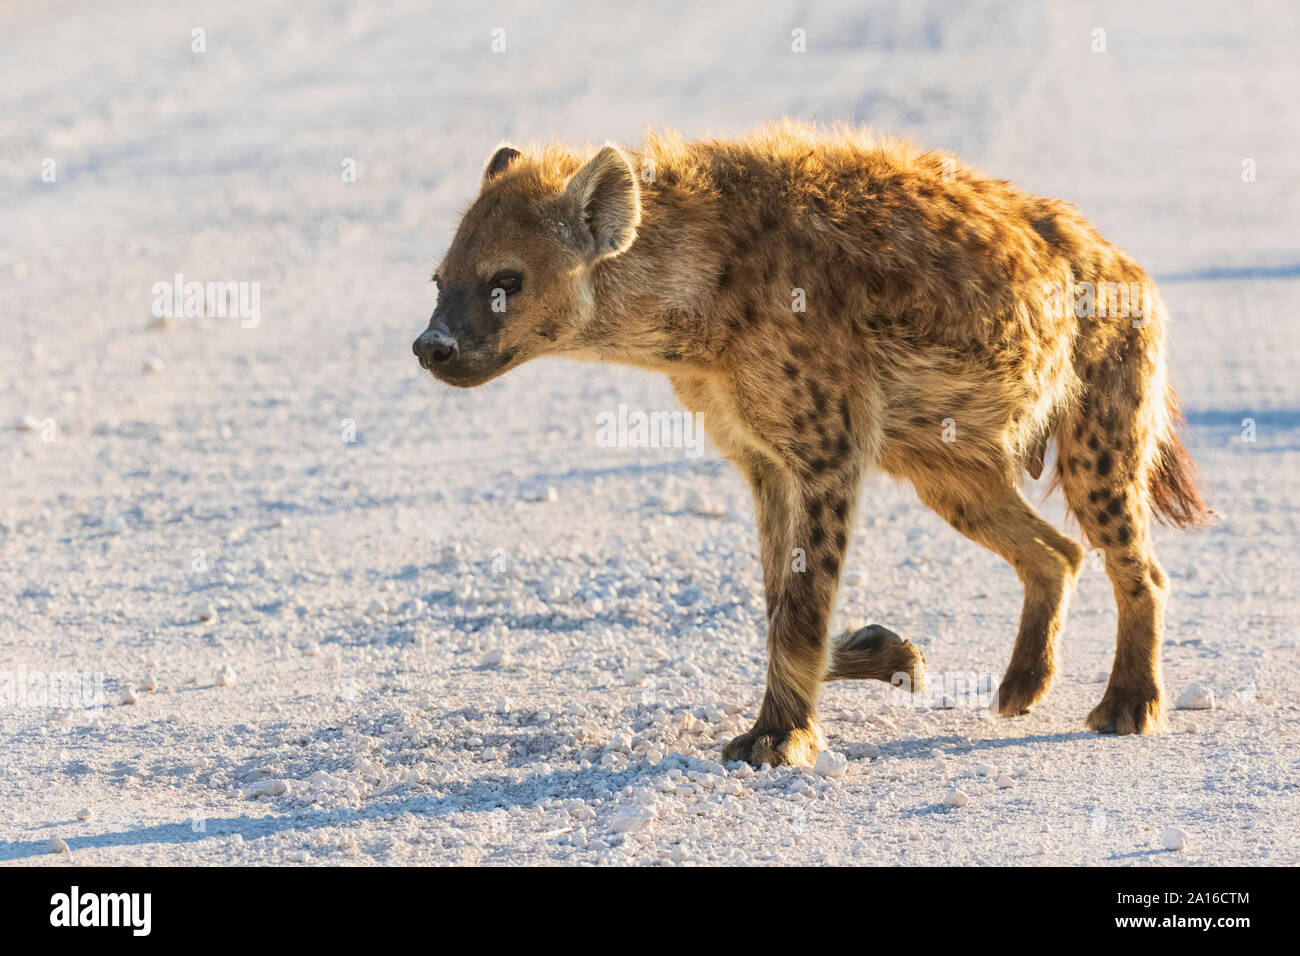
<box><xmin>245</xmin><ymin>778</ymin><xmax>290</xmax><ymax>799</ymax></box>
<box><xmin>141</xmin><ymin>672</ymin><xmax>158</xmax><ymax>692</ymax></box>
<box><xmin>480</xmin><ymin>648</ymin><xmax>509</xmax><ymax>667</ymax></box>
<box><xmin>75</xmin><ymin>807</ymin><xmax>94</xmax><ymax>821</ymax></box>
<box><xmin>684</xmin><ymin>489</ymin><xmax>726</xmax><ymax>516</ymax></box>
<box><xmin>198</xmin><ymin>606</ymin><xmax>218</xmax><ymax>623</ymax></box>
<box><xmin>142</xmin><ymin>356</ymin><xmax>165</xmax><ymax>373</ymax></box>
<box><xmin>287</xmin><ymin>849</ymin><xmax>311</xmax><ymax>863</ymax></box>
<box><xmin>610</xmin><ymin>805</ymin><xmax>655</xmax><ymax>833</ymax></box>
<box><xmin>215</xmin><ymin>664</ymin><xmax>237</xmax><ymax>687</ymax></box>
<box><xmin>995</xmin><ymin>773</ymin><xmax>1016</xmax><ymax>789</ymax></box>
<box><xmin>1176</xmin><ymin>684</ymin><xmax>1215</xmax><ymax>710</ymax></box>
<box><xmin>813</xmin><ymin>749</ymin><xmax>849</xmax><ymax>778</ymax></box>
<box><xmin>120</xmin><ymin>686</ymin><xmax>138</xmax><ymax>705</ymax></box>
<box><xmin>1162</xmin><ymin>826</ymin><xmax>1187</xmax><ymax>851</ymax></box>
<box><xmin>944</xmin><ymin>788</ymin><xmax>970</xmax><ymax>807</ymax></box>
<box><xmin>49</xmin><ymin>836</ymin><xmax>70</xmax><ymax>854</ymax></box>
<box><xmin>975</xmin><ymin>763</ymin><xmax>993</xmax><ymax>776</ymax></box>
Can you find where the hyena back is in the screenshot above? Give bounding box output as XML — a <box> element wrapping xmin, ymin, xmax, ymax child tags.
<box><xmin>413</xmin><ymin>123</ymin><xmax>1208</xmax><ymax>767</ymax></box>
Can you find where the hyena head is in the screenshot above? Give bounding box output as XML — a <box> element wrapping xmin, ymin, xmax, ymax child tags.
<box><xmin>413</xmin><ymin>142</ymin><xmax>641</xmax><ymax>387</ymax></box>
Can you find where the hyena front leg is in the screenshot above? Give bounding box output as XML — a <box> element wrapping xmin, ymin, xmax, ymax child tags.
<box><xmin>824</xmin><ymin>623</ymin><xmax>926</xmax><ymax>688</ymax></box>
<box><xmin>723</xmin><ymin>457</ymin><xmax>862</xmax><ymax>767</ymax></box>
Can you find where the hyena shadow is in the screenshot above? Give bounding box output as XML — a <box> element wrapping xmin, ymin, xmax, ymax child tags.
<box><xmin>881</xmin><ymin>730</ymin><xmax>1096</xmax><ymax>761</ymax></box>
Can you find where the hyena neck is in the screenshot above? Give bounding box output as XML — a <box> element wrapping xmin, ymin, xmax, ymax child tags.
<box><xmin>575</xmin><ymin>168</ymin><xmax>724</xmax><ymax>373</ymax></box>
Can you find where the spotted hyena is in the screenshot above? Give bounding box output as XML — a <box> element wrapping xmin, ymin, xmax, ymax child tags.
<box><xmin>413</xmin><ymin>124</ymin><xmax>1208</xmax><ymax>767</ymax></box>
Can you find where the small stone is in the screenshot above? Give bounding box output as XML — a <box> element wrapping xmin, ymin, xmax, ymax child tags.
<box><xmin>813</xmin><ymin>750</ymin><xmax>849</xmax><ymax>778</ymax></box>
<box><xmin>1162</xmin><ymin>826</ymin><xmax>1187</xmax><ymax>851</ymax></box>
<box><xmin>1176</xmin><ymin>684</ymin><xmax>1215</xmax><ymax>711</ymax></box>
<box><xmin>975</xmin><ymin>763</ymin><xmax>993</xmax><ymax>776</ymax></box>
<box><xmin>245</xmin><ymin>778</ymin><xmax>289</xmax><ymax>799</ymax></box>
<box><xmin>142</xmin><ymin>356</ymin><xmax>165</xmax><ymax>373</ymax></box>
<box><xmin>49</xmin><ymin>836</ymin><xmax>70</xmax><ymax>854</ymax></box>
<box><xmin>287</xmin><ymin>849</ymin><xmax>311</xmax><ymax>863</ymax></box>
<box><xmin>215</xmin><ymin>664</ymin><xmax>236</xmax><ymax>687</ymax></box>
<box><xmin>75</xmin><ymin>808</ymin><xmax>94</xmax><ymax>821</ymax></box>
<box><xmin>995</xmin><ymin>773</ymin><xmax>1016</xmax><ymax>789</ymax></box>
<box><xmin>198</xmin><ymin>606</ymin><xmax>217</xmax><ymax>623</ymax></box>
<box><xmin>142</xmin><ymin>672</ymin><xmax>158</xmax><ymax>692</ymax></box>
<box><xmin>120</xmin><ymin>686</ymin><xmax>138</xmax><ymax>705</ymax></box>
<box><xmin>944</xmin><ymin>788</ymin><xmax>970</xmax><ymax>807</ymax></box>
<box><xmin>610</xmin><ymin>805</ymin><xmax>654</xmax><ymax>833</ymax></box>
<box><xmin>366</xmin><ymin>598</ymin><xmax>389</xmax><ymax>616</ymax></box>
<box><xmin>684</xmin><ymin>489</ymin><xmax>726</xmax><ymax>516</ymax></box>
<box><xmin>480</xmin><ymin>648</ymin><xmax>509</xmax><ymax>667</ymax></box>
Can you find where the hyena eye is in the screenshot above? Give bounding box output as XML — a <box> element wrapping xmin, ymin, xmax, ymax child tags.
<box><xmin>491</xmin><ymin>270</ymin><xmax>522</xmax><ymax>295</ymax></box>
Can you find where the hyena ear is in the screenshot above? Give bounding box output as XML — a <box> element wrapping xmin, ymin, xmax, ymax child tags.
<box><xmin>481</xmin><ymin>143</ymin><xmax>522</xmax><ymax>188</ymax></box>
<box><xmin>561</xmin><ymin>144</ymin><xmax>641</xmax><ymax>260</ymax></box>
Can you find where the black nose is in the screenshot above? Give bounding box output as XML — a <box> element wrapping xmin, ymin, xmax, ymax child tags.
<box><xmin>413</xmin><ymin>327</ymin><xmax>458</xmax><ymax>369</ymax></box>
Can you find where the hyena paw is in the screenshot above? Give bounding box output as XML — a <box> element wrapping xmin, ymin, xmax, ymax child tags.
<box><xmin>826</xmin><ymin>624</ymin><xmax>926</xmax><ymax>690</ymax></box>
<box><xmin>992</xmin><ymin>666</ymin><xmax>1052</xmax><ymax>717</ymax></box>
<box><xmin>721</xmin><ymin>721</ymin><xmax>825</xmax><ymax>768</ymax></box>
<box><xmin>1086</xmin><ymin>685</ymin><xmax>1166</xmax><ymax>735</ymax></box>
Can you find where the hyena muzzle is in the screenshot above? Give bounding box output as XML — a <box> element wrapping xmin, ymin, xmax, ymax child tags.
<box><xmin>413</xmin><ymin>124</ymin><xmax>1209</xmax><ymax>767</ymax></box>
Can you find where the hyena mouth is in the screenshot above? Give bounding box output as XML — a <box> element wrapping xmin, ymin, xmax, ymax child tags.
<box><xmin>426</xmin><ymin>346</ymin><xmax>521</xmax><ymax>388</ymax></box>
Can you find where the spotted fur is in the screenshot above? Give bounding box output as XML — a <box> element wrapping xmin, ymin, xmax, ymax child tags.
<box><xmin>415</xmin><ymin>122</ymin><xmax>1209</xmax><ymax>765</ymax></box>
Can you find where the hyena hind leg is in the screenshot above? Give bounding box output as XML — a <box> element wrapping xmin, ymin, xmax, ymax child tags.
<box><xmin>1058</xmin><ymin>427</ymin><xmax>1171</xmax><ymax>734</ymax></box>
<box><xmin>911</xmin><ymin>471</ymin><xmax>1084</xmax><ymax>717</ymax></box>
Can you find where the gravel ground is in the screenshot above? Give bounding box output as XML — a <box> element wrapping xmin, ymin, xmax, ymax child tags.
<box><xmin>1</xmin><ymin>0</ymin><xmax>1298</xmax><ymax>865</ymax></box>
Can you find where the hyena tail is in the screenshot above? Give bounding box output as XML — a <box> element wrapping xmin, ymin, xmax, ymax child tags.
<box><xmin>1147</xmin><ymin>385</ymin><xmax>1212</xmax><ymax>528</ymax></box>
<box><xmin>1049</xmin><ymin>354</ymin><xmax>1211</xmax><ymax>531</ymax></box>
